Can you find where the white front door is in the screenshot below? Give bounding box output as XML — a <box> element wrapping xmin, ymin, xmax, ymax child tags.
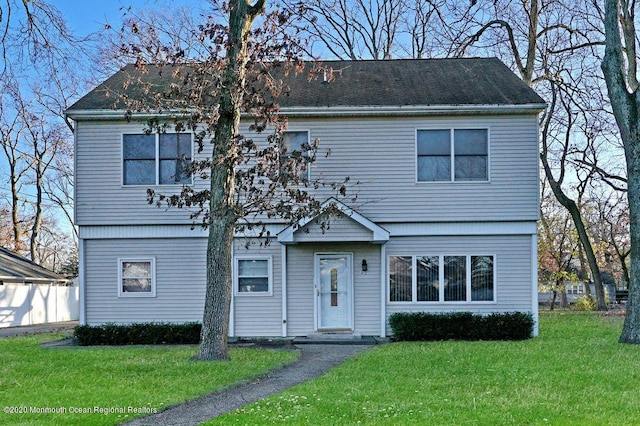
<box><xmin>315</xmin><ymin>253</ymin><xmax>353</xmax><ymax>330</ymax></box>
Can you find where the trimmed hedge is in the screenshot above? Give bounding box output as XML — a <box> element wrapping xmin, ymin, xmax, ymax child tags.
<box><xmin>389</xmin><ymin>311</ymin><xmax>534</xmax><ymax>341</ymax></box>
<box><xmin>73</xmin><ymin>322</ymin><xmax>201</xmax><ymax>346</ymax></box>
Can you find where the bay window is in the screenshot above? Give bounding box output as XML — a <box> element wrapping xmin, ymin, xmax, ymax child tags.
<box><xmin>389</xmin><ymin>255</ymin><xmax>495</xmax><ymax>303</ymax></box>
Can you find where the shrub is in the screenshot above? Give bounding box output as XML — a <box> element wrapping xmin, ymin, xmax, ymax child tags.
<box><xmin>573</xmin><ymin>295</ymin><xmax>596</xmax><ymax>311</ymax></box>
<box><xmin>389</xmin><ymin>311</ymin><xmax>534</xmax><ymax>341</ymax></box>
<box><xmin>73</xmin><ymin>322</ymin><xmax>201</xmax><ymax>346</ymax></box>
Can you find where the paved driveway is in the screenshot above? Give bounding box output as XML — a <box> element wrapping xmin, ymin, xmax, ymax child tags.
<box><xmin>0</xmin><ymin>321</ymin><xmax>78</xmax><ymax>338</ymax></box>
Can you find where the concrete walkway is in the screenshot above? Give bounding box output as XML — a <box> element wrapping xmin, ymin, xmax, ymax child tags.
<box><xmin>125</xmin><ymin>344</ymin><xmax>373</xmax><ymax>426</ymax></box>
<box><xmin>0</xmin><ymin>321</ymin><xmax>78</xmax><ymax>338</ymax></box>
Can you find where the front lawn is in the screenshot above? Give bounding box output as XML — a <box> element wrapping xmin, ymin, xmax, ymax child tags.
<box><xmin>0</xmin><ymin>334</ymin><xmax>297</xmax><ymax>425</ymax></box>
<box><xmin>211</xmin><ymin>312</ymin><xmax>640</xmax><ymax>425</ymax></box>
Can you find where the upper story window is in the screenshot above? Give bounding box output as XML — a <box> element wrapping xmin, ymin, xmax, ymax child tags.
<box><xmin>417</xmin><ymin>129</ymin><xmax>489</xmax><ymax>182</ymax></box>
<box><xmin>281</xmin><ymin>131</ymin><xmax>311</xmax><ymax>181</ymax></box>
<box><xmin>123</xmin><ymin>133</ymin><xmax>192</xmax><ymax>185</ymax></box>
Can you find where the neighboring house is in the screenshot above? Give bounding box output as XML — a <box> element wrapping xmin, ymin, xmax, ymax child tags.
<box><xmin>0</xmin><ymin>248</ymin><xmax>78</xmax><ymax>327</ymax></box>
<box><xmin>66</xmin><ymin>58</ymin><xmax>546</xmax><ymax>337</ymax></box>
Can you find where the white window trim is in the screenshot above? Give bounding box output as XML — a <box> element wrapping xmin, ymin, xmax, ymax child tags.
<box><xmin>388</xmin><ymin>254</ymin><xmax>497</xmax><ymax>304</ymax></box>
<box><xmin>117</xmin><ymin>257</ymin><xmax>157</xmax><ymax>298</ymax></box>
<box><xmin>121</xmin><ymin>132</ymin><xmax>194</xmax><ymax>187</ymax></box>
<box><xmin>415</xmin><ymin>128</ymin><xmax>491</xmax><ymax>183</ymax></box>
<box><xmin>234</xmin><ymin>255</ymin><xmax>273</xmax><ymax>297</ymax></box>
<box><xmin>282</xmin><ymin>129</ymin><xmax>312</xmax><ymax>181</ymax></box>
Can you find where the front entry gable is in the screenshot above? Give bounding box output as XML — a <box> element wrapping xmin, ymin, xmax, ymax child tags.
<box><xmin>277</xmin><ymin>198</ymin><xmax>389</xmax><ymax>245</ymax></box>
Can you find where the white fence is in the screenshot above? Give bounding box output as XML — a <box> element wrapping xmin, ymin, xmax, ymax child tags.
<box><xmin>0</xmin><ymin>283</ymin><xmax>79</xmax><ymax>328</ymax></box>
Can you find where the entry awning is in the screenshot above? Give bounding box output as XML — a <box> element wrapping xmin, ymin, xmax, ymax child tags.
<box><xmin>277</xmin><ymin>198</ymin><xmax>389</xmax><ymax>245</ymax></box>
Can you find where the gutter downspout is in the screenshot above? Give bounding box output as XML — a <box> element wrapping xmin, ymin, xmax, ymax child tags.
<box><xmin>281</xmin><ymin>244</ymin><xmax>287</xmax><ymax>337</ymax></box>
<box><xmin>380</xmin><ymin>243</ymin><xmax>386</xmax><ymax>337</ymax></box>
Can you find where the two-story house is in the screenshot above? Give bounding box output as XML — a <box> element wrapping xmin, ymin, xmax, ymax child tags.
<box><xmin>66</xmin><ymin>58</ymin><xmax>546</xmax><ymax>338</ymax></box>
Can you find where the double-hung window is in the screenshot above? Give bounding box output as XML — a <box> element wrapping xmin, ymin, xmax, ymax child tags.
<box><xmin>123</xmin><ymin>133</ymin><xmax>192</xmax><ymax>185</ymax></box>
<box><xmin>389</xmin><ymin>255</ymin><xmax>495</xmax><ymax>303</ymax></box>
<box><xmin>280</xmin><ymin>131</ymin><xmax>311</xmax><ymax>181</ymax></box>
<box><xmin>118</xmin><ymin>258</ymin><xmax>156</xmax><ymax>297</ymax></box>
<box><xmin>417</xmin><ymin>129</ymin><xmax>488</xmax><ymax>182</ymax></box>
<box><xmin>235</xmin><ymin>257</ymin><xmax>272</xmax><ymax>296</ymax></box>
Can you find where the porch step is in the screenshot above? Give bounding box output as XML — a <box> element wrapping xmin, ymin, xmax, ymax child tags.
<box><xmin>293</xmin><ymin>334</ymin><xmax>387</xmax><ymax>345</ymax></box>
<box><xmin>306</xmin><ymin>332</ymin><xmax>362</xmax><ymax>340</ymax></box>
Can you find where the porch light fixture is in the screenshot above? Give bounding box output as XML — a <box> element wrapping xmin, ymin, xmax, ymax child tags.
<box><xmin>361</xmin><ymin>259</ymin><xmax>368</xmax><ymax>273</ymax></box>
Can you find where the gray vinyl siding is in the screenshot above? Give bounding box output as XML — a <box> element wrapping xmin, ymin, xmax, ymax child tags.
<box><xmin>301</xmin><ymin>115</ymin><xmax>539</xmax><ymax>223</ymax></box>
<box><xmin>84</xmin><ymin>238</ymin><xmax>207</xmax><ymax>325</ymax></box>
<box><xmin>384</xmin><ymin>235</ymin><xmax>533</xmax><ymax>335</ymax></box>
<box><xmin>75</xmin><ymin>114</ymin><xmax>539</xmax><ymax>226</ymax></box>
<box><xmin>232</xmin><ymin>240</ymin><xmax>282</xmax><ymax>336</ymax></box>
<box><xmin>293</xmin><ymin>215</ymin><xmax>374</xmax><ymax>243</ymax></box>
<box><xmin>83</xmin><ymin>237</ymin><xmax>283</xmax><ymax>336</ymax></box>
<box><xmin>75</xmin><ymin>121</ymin><xmax>207</xmax><ymax>226</ymax></box>
<box><xmin>286</xmin><ymin>243</ymin><xmax>381</xmax><ymax>336</ymax></box>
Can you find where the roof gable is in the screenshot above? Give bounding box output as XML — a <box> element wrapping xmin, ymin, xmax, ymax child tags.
<box><xmin>278</xmin><ymin>198</ymin><xmax>389</xmax><ymax>245</ymax></box>
<box><xmin>67</xmin><ymin>58</ymin><xmax>545</xmax><ymax>114</ymax></box>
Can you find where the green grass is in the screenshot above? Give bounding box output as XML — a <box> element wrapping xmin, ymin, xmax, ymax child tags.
<box><xmin>0</xmin><ymin>333</ymin><xmax>298</xmax><ymax>425</ymax></box>
<box><xmin>210</xmin><ymin>312</ymin><xmax>640</xmax><ymax>425</ymax></box>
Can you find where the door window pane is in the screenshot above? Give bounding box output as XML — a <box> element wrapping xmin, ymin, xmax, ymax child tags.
<box><xmin>330</xmin><ymin>268</ymin><xmax>338</xmax><ymax>306</ymax></box>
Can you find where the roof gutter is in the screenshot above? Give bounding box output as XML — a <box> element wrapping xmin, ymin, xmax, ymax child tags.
<box><xmin>0</xmin><ymin>276</ymin><xmax>68</xmax><ymax>283</ymax></box>
<box><xmin>65</xmin><ymin>103</ymin><xmax>546</xmax><ymax>121</ymax></box>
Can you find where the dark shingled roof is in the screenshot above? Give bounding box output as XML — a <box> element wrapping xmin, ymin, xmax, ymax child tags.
<box><xmin>68</xmin><ymin>57</ymin><xmax>545</xmax><ymax>112</ymax></box>
<box><xmin>0</xmin><ymin>248</ymin><xmax>66</xmax><ymax>282</ymax></box>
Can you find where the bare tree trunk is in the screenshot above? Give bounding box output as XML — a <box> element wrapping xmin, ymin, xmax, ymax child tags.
<box><xmin>195</xmin><ymin>0</ymin><xmax>266</xmax><ymax>361</ymax></box>
<box><xmin>602</xmin><ymin>0</ymin><xmax>640</xmax><ymax>343</ymax></box>
<box><xmin>620</xmin><ymin>145</ymin><xmax>640</xmax><ymax>342</ymax></box>
<box><xmin>9</xmin><ymin>170</ymin><xmax>24</xmax><ymax>252</ymax></box>
<box><xmin>577</xmin><ymin>243</ymin><xmax>593</xmax><ymax>298</ymax></box>
<box><xmin>30</xmin><ymin>157</ymin><xmax>44</xmax><ymax>261</ymax></box>
<box><xmin>199</xmin><ymin>213</ymin><xmax>235</xmax><ymax>360</ymax></box>
<box><xmin>560</xmin><ymin>285</ymin><xmax>569</xmax><ymax>308</ymax></box>
<box><xmin>541</xmin><ymin>156</ymin><xmax>607</xmax><ymax>310</ymax></box>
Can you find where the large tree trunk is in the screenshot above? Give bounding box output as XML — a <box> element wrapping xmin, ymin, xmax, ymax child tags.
<box><xmin>10</xmin><ymin>171</ymin><xmax>23</xmax><ymax>252</ymax></box>
<box><xmin>577</xmin><ymin>243</ymin><xmax>593</xmax><ymax>298</ymax></box>
<box><xmin>621</xmin><ymin>149</ymin><xmax>640</xmax><ymax>342</ymax></box>
<box><xmin>541</xmin><ymin>156</ymin><xmax>607</xmax><ymax>310</ymax></box>
<box><xmin>601</xmin><ymin>0</ymin><xmax>640</xmax><ymax>342</ymax></box>
<box><xmin>198</xmin><ymin>211</ymin><xmax>235</xmax><ymax>360</ymax></box>
<box><xmin>195</xmin><ymin>0</ymin><xmax>266</xmax><ymax>361</ymax></box>
<box><xmin>30</xmin><ymin>159</ymin><xmax>44</xmax><ymax>262</ymax></box>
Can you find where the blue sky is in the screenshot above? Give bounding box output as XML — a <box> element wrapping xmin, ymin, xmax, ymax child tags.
<box><xmin>55</xmin><ymin>0</ymin><xmax>194</xmax><ymax>37</ymax></box>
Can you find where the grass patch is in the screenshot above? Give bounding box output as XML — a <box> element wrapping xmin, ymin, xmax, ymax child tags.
<box><xmin>0</xmin><ymin>333</ymin><xmax>297</xmax><ymax>425</ymax></box>
<box><xmin>210</xmin><ymin>312</ymin><xmax>640</xmax><ymax>425</ymax></box>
